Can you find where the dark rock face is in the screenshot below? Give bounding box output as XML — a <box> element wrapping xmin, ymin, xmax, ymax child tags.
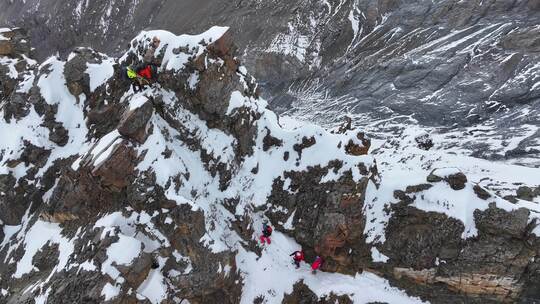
<box><xmin>266</xmin><ymin>162</ymin><xmax>376</xmax><ymax>274</ymax></box>
<box><xmin>283</xmin><ymin>281</ymin><xmax>319</xmax><ymax>304</ymax></box>
<box><xmin>473</xmin><ymin>184</ymin><xmax>491</xmax><ymax>200</ymax></box>
<box><xmin>415</xmin><ymin>133</ymin><xmax>434</xmax><ymax>151</ymax></box>
<box><xmin>474</xmin><ymin>205</ymin><xmax>530</xmax><ymax>238</ymax></box>
<box><xmin>516</xmin><ymin>186</ymin><xmax>540</xmax><ymax>202</ymax></box>
<box><xmin>283</xmin><ymin>281</ymin><xmax>353</xmax><ymax>304</ymax></box>
<box><xmin>377</xmin><ymin>174</ymin><xmax>540</xmax><ymax>303</ymax></box>
<box><xmin>383</xmin><ymin>204</ymin><xmax>464</xmax><ymax>270</ymax></box>
<box><xmin>0</xmin><ymin>28</ymin><xmax>31</xmax><ymax>57</ymax></box>
<box><xmin>344</xmin><ymin>132</ymin><xmax>370</xmax><ymax>156</ymax></box>
<box><xmin>427</xmin><ymin>169</ymin><xmax>468</xmax><ymax>190</ymax></box>
<box><xmin>262</xmin><ymin>128</ymin><xmax>283</xmax><ymax>151</ymax></box>
<box><xmin>118</xmin><ymin>100</ymin><xmax>154</xmax><ymax>144</ymax></box>
<box><xmin>0</xmin><ymin>28</ymin><xmax>33</xmax><ymax>102</ymax></box>
<box><xmin>446</xmin><ymin>173</ymin><xmax>468</xmax><ymax>191</ymax></box>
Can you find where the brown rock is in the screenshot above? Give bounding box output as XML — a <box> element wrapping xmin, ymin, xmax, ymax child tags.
<box><xmin>344</xmin><ymin>132</ymin><xmax>370</xmax><ymax>156</ymax></box>
<box><xmin>405</xmin><ymin>183</ymin><xmax>433</xmax><ymax>193</ymax></box>
<box><xmin>262</xmin><ymin>128</ymin><xmax>282</xmax><ymax>151</ymax></box>
<box><xmin>283</xmin><ymin>281</ymin><xmax>353</xmax><ymax>304</ymax></box>
<box><xmin>207</xmin><ymin>29</ymin><xmax>234</xmax><ymax>58</ymax></box>
<box><xmin>116</xmin><ymin>252</ymin><xmax>152</xmax><ymax>288</ymax></box>
<box><xmin>293</xmin><ymin>136</ymin><xmax>316</xmax><ymax>159</ymax></box>
<box><xmin>473</xmin><ymin>184</ymin><xmax>491</xmax><ymax>200</ymax></box>
<box><xmin>67</xmin><ymin>81</ymin><xmax>84</xmax><ymax>97</ymax></box>
<box><xmin>0</xmin><ymin>40</ymin><xmax>14</xmax><ymax>56</ymax></box>
<box><xmin>39</xmin><ymin>211</ymin><xmax>79</xmax><ymax>223</ymax></box>
<box><xmin>92</xmin><ymin>141</ymin><xmax>138</xmax><ymax>190</ymax></box>
<box><xmin>427</xmin><ymin>169</ymin><xmax>467</xmax><ymax>190</ymax></box>
<box><xmin>283</xmin><ymin>281</ymin><xmax>318</xmax><ymax>304</ymax></box>
<box><xmin>393</xmin><ymin>267</ymin><xmax>521</xmax><ymax>299</ymax></box>
<box><xmin>118</xmin><ymin>99</ymin><xmax>154</xmax><ymax>144</ymax></box>
<box><xmin>446</xmin><ymin>172</ymin><xmax>467</xmax><ymax>190</ymax></box>
<box><xmin>516</xmin><ymin>186</ymin><xmax>535</xmax><ymax>201</ymax></box>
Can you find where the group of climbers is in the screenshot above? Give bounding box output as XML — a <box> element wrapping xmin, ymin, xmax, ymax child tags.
<box><xmin>123</xmin><ymin>36</ymin><xmax>161</xmax><ymax>92</ymax></box>
<box><xmin>259</xmin><ymin>223</ymin><xmax>324</xmax><ymax>273</ymax></box>
<box><xmin>290</xmin><ymin>250</ymin><xmax>323</xmax><ymax>273</ymax></box>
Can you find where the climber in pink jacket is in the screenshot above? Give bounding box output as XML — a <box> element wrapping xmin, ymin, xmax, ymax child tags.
<box><xmin>259</xmin><ymin>223</ymin><xmax>273</xmax><ymax>245</ymax></box>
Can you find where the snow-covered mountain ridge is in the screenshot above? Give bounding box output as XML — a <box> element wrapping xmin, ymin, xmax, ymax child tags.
<box><xmin>1</xmin><ymin>0</ymin><xmax>539</xmax><ymax>169</ymax></box>
<box><xmin>1</xmin><ymin>26</ymin><xmax>540</xmax><ymax>304</ymax></box>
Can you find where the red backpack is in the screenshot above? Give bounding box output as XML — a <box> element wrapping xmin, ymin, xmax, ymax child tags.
<box><xmin>137</xmin><ymin>65</ymin><xmax>153</xmax><ymax>80</ymax></box>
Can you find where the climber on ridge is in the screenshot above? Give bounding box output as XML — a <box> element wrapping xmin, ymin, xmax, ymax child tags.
<box><xmin>290</xmin><ymin>250</ymin><xmax>305</xmax><ymax>269</ymax></box>
<box><xmin>128</xmin><ymin>64</ymin><xmax>158</xmax><ymax>92</ymax></box>
<box><xmin>259</xmin><ymin>222</ymin><xmax>273</xmax><ymax>245</ymax></box>
<box><xmin>126</xmin><ymin>36</ymin><xmax>161</xmax><ymax>92</ymax></box>
<box><xmin>311</xmin><ymin>256</ymin><xmax>323</xmax><ymax>274</ymax></box>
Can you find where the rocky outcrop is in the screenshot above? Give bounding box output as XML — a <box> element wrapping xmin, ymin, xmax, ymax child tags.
<box><xmin>516</xmin><ymin>186</ymin><xmax>540</xmax><ymax>202</ymax></box>
<box><xmin>344</xmin><ymin>132</ymin><xmax>370</xmax><ymax>156</ymax></box>
<box><xmin>0</xmin><ymin>28</ymin><xmax>34</xmax><ymax>101</ymax></box>
<box><xmin>415</xmin><ymin>133</ymin><xmax>434</xmax><ymax>151</ymax></box>
<box><xmin>283</xmin><ymin>281</ymin><xmax>353</xmax><ymax>304</ymax></box>
<box><xmin>266</xmin><ymin>162</ymin><xmax>376</xmax><ymax>274</ymax></box>
<box><xmin>375</xmin><ymin>172</ymin><xmax>540</xmax><ymax>303</ymax></box>
<box><xmin>117</xmin><ymin>100</ymin><xmax>154</xmax><ymax>144</ymax></box>
<box><xmin>0</xmin><ymin>28</ymin><xmax>31</xmax><ymax>57</ymax></box>
<box><xmin>427</xmin><ymin>168</ymin><xmax>468</xmax><ymax>190</ymax></box>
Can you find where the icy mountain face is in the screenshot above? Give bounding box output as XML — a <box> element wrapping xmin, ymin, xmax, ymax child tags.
<box><xmin>1</xmin><ymin>27</ymin><xmax>540</xmax><ymax>304</ymax></box>
<box><xmin>1</xmin><ymin>0</ymin><xmax>539</xmax><ymax>167</ymax></box>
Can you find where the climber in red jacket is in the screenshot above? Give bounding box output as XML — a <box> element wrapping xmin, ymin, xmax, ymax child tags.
<box><xmin>311</xmin><ymin>256</ymin><xmax>323</xmax><ymax>274</ymax></box>
<box><xmin>137</xmin><ymin>65</ymin><xmax>153</xmax><ymax>80</ymax></box>
<box><xmin>290</xmin><ymin>250</ymin><xmax>305</xmax><ymax>268</ymax></box>
<box><xmin>131</xmin><ymin>64</ymin><xmax>157</xmax><ymax>92</ymax></box>
<box><xmin>259</xmin><ymin>223</ymin><xmax>273</xmax><ymax>245</ymax></box>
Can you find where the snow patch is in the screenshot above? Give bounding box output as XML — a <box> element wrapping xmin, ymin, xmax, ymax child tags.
<box><xmin>13</xmin><ymin>220</ymin><xmax>74</xmax><ymax>279</ymax></box>
<box><xmin>371</xmin><ymin>247</ymin><xmax>389</xmax><ymax>263</ymax></box>
<box><xmin>86</xmin><ymin>57</ymin><xmax>114</xmax><ymax>91</ymax></box>
<box><xmin>101</xmin><ymin>282</ymin><xmax>121</xmax><ymax>301</ymax></box>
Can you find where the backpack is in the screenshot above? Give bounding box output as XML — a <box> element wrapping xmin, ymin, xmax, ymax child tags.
<box><xmin>263</xmin><ymin>224</ymin><xmax>272</xmax><ymax>236</ymax></box>
<box><xmin>126</xmin><ymin>67</ymin><xmax>137</xmax><ymax>79</ymax></box>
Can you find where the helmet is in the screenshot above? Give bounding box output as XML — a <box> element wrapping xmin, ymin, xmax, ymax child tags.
<box><xmin>152</xmin><ymin>36</ymin><xmax>161</xmax><ymax>46</ymax></box>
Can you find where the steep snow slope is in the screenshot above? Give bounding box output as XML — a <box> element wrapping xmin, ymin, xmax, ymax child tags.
<box><xmin>1</xmin><ymin>26</ymin><xmax>540</xmax><ymax>304</ymax></box>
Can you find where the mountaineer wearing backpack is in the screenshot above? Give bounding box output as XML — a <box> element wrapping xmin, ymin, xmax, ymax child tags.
<box><xmin>127</xmin><ymin>64</ymin><xmax>157</xmax><ymax>92</ymax></box>
<box><xmin>259</xmin><ymin>223</ymin><xmax>273</xmax><ymax>245</ymax></box>
<box><xmin>311</xmin><ymin>256</ymin><xmax>323</xmax><ymax>274</ymax></box>
<box><xmin>125</xmin><ymin>36</ymin><xmax>161</xmax><ymax>92</ymax></box>
<box><xmin>290</xmin><ymin>250</ymin><xmax>305</xmax><ymax>269</ymax></box>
